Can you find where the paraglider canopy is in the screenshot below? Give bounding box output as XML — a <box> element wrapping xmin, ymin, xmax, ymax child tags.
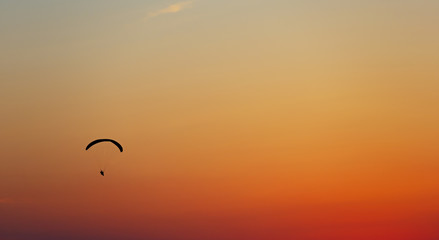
<box><xmin>85</xmin><ymin>139</ymin><xmax>123</xmax><ymax>152</ymax></box>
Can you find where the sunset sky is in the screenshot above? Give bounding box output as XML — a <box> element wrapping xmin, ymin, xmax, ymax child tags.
<box><xmin>1</xmin><ymin>0</ymin><xmax>439</xmax><ymax>239</ymax></box>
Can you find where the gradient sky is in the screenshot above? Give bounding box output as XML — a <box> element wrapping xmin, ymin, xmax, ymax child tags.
<box><xmin>1</xmin><ymin>0</ymin><xmax>439</xmax><ymax>239</ymax></box>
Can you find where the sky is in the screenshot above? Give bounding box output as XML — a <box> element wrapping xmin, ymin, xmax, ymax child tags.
<box><xmin>1</xmin><ymin>0</ymin><xmax>439</xmax><ymax>239</ymax></box>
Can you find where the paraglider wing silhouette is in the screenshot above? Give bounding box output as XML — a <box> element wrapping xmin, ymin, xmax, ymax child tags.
<box><xmin>85</xmin><ymin>139</ymin><xmax>123</xmax><ymax>152</ymax></box>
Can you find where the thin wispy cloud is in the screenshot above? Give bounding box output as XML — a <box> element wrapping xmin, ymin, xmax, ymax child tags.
<box><xmin>0</xmin><ymin>198</ymin><xmax>13</xmax><ymax>204</ymax></box>
<box><xmin>146</xmin><ymin>1</ymin><xmax>194</xmax><ymax>20</ymax></box>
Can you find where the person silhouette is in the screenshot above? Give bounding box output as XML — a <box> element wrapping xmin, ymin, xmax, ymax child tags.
<box><xmin>100</xmin><ymin>170</ymin><xmax>104</xmax><ymax>176</ymax></box>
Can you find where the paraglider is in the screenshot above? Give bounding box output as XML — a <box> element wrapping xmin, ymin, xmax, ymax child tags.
<box><xmin>85</xmin><ymin>139</ymin><xmax>123</xmax><ymax>176</ymax></box>
<box><xmin>86</xmin><ymin>139</ymin><xmax>123</xmax><ymax>152</ymax></box>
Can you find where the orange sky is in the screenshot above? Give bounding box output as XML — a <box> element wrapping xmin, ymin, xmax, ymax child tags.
<box><xmin>1</xmin><ymin>0</ymin><xmax>439</xmax><ymax>239</ymax></box>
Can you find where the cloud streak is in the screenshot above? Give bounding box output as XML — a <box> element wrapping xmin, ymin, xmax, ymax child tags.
<box><xmin>0</xmin><ymin>198</ymin><xmax>13</xmax><ymax>204</ymax></box>
<box><xmin>146</xmin><ymin>1</ymin><xmax>193</xmax><ymax>20</ymax></box>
